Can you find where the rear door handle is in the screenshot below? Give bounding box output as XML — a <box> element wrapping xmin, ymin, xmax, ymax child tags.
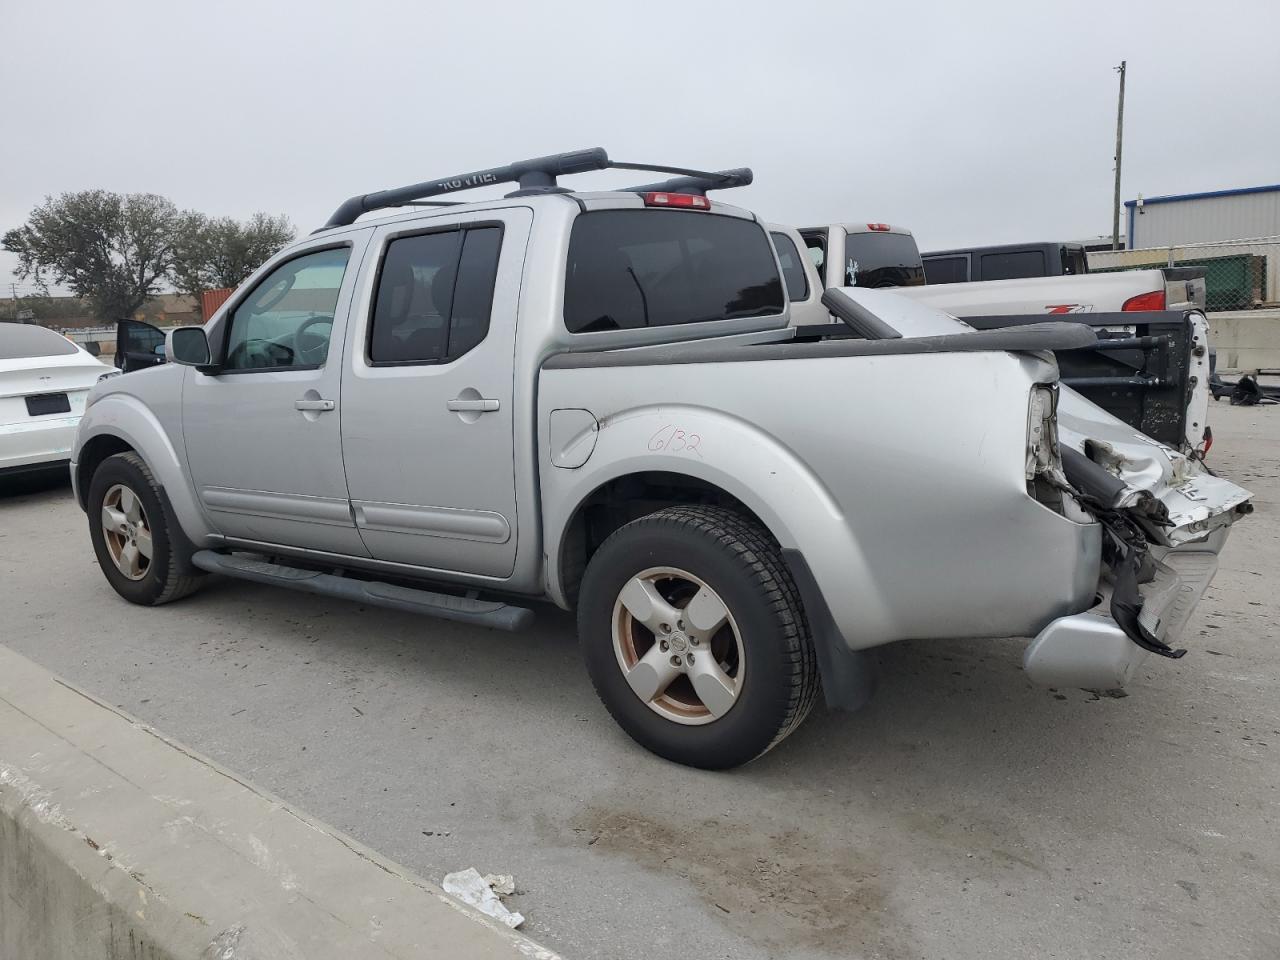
<box><xmin>446</xmin><ymin>398</ymin><xmax>500</xmax><ymax>413</ymax></box>
<box><xmin>294</xmin><ymin>399</ymin><xmax>335</xmax><ymax>412</ymax></box>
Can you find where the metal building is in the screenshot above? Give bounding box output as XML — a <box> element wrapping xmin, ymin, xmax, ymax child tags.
<box><xmin>1126</xmin><ymin>184</ymin><xmax>1280</xmax><ymax>248</ymax></box>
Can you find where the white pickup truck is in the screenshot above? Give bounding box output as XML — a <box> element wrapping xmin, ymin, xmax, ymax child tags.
<box><xmin>777</xmin><ymin>223</ymin><xmax>1213</xmax><ymax>454</ymax></box>
<box><xmin>797</xmin><ymin>221</ymin><xmax>1205</xmax><ymax>316</ymax></box>
<box><xmin>76</xmin><ymin>152</ymin><xmax>1251</xmax><ymax>768</ymax></box>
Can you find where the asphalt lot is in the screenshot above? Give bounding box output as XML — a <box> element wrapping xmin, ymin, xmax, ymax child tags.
<box><xmin>2</xmin><ymin>402</ymin><xmax>1278</xmax><ymax>960</ymax></box>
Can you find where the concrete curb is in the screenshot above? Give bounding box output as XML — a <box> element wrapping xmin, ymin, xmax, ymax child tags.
<box><xmin>0</xmin><ymin>644</ymin><xmax>561</xmax><ymax>960</ymax></box>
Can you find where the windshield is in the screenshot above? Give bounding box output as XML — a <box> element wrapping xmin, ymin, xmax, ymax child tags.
<box><xmin>0</xmin><ymin>322</ymin><xmax>80</xmax><ymax>360</ymax></box>
<box><xmin>843</xmin><ymin>232</ymin><xmax>926</xmax><ymax>288</ymax></box>
<box><xmin>564</xmin><ymin>210</ymin><xmax>784</xmax><ymax>333</ymax></box>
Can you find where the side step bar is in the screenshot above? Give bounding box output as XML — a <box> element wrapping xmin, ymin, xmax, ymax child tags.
<box><xmin>190</xmin><ymin>550</ymin><xmax>535</xmax><ymax>631</ymax></box>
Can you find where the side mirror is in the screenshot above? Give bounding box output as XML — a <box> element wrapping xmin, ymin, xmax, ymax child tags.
<box><xmin>166</xmin><ymin>327</ymin><xmax>211</xmax><ymax>367</ymax></box>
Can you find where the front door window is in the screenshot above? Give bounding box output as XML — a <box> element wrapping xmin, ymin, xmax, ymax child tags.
<box><xmin>222</xmin><ymin>248</ymin><xmax>350</xmax><ymax>372</ymax></box>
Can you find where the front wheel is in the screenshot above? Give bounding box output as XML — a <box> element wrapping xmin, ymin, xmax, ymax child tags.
<box><xmin>87</xmin><ymin>452</ymin><xmax>204</xmax><ymax>606</ymax></box>
<box><xmin>578</xmin><ymin>506</ymin><xmax>819</xmax><ymax>769</ymax></box>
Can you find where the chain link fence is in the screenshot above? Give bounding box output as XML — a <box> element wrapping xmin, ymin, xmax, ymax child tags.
<box><xmin>1089</xmin><ymin>237</ymin><xmax>1280</xmax><ymax>313</ymax></box>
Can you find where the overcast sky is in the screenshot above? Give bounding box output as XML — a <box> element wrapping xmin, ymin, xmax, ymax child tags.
<box><xmin>3</xmin><ymin>0</ymin><xmax>1278</xmax><ymax>296</ymax></box>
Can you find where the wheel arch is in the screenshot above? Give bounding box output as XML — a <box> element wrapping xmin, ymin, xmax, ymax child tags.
<box><xmin>540</xmin><ymin>404</ymin><xmax>899</xmax><ymax>653</ymax></box>
<box><xmin>556</xmin><ymin>471</ymin><xmax>773</xmax><ymax>608</ymax></box>
<box><xmin>74</xmin><ymin>394</ymin><xmax>214</xmax><ymax>544</ymax></box>
<box><xmin>75</xmin><ymin>434</ymin><xmax>134</xmax><ymax>510</ymax></box>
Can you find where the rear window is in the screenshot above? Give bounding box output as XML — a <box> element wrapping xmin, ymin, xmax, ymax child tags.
<box><xmin>770</xmin><ymin>231</ymin><xmax>809</xmax><ymax>301</ymax></box>
<box><xmin>980</xmin><ymin>250</ymin><xmax>1046</xmax><ymax>281</ymax></box>
<box><xmin>923</xmin><ymin>255</ymin><xmax>969</xmax><ymax>284</ymax></box>
<box><xmin>564</xmin><ymin>210</ymin><xmax>784</xmax><ymax>333</ymax></box>
<box><xmin>843</xmin><ymin>232</ymin><xmax>925</xmax><ymax>288</ymax></box>
<box><xmin>0</xmin><ymin>322</ymin><xmax>79</xmax><ymax>360</ymax></box>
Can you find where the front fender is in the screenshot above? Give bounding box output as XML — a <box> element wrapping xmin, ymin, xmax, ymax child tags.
<box><xmin>540</xmin><ymin>403</ymin><xmax>898</xmax><ymax>645</ymax></box>
<box><xmin>73</xmin><ymin>393</ymin><xmax>214</xmax><ymax>544</ymax></box>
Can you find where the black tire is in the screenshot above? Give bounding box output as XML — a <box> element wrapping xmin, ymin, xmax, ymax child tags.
<box><xmin>87</xmin><ymin>451</ymin><xmax>204</xmax><ymax>606</ymax></box>
<box><xmin>578</xmin><ymin>505</ymin><xmax>819</xmax><ymax>769</ymax></box>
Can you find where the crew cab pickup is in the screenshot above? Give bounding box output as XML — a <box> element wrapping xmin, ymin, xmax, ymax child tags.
<box><xmin>72</xmin><ymin>150</ymin><xmax>1252</xmax><ymax>769</ymax></box>
<box><xmin>922</xmin><ymin>241</ymin><xmax>1090</xmax><ymax>284</ymax></box>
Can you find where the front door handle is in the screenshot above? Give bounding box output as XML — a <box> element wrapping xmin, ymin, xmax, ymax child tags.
<box><xmin>294</xmin><ymin>398</ymin><xmax>335</xmax><ymax>412</ymax></box>
<box><xmin>446</xmin><ymin>397</ymin><xmax>500</xmax><ymax>413</ymax></box>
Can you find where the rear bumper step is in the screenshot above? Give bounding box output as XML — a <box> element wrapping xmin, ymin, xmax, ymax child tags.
<box><xmin>190</xmin><ymin>550</ymin><xmax>535</xmax><ymax>631</ymax></box>
<box><xmin>1023</xmin><ymin>549</ymin><xmax>1219</xmax><ymax>689</ymax></box>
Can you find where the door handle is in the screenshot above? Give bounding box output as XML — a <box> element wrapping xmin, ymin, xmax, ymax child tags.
<box><xmin>446</xmin><ymin>397</ymin><xmax>500</xmax><ymax>413</ymax></box>
<box><xmin>294</xmin><ymin>399</ymin><xmax>335</xmax><ymax>412</ymax></box>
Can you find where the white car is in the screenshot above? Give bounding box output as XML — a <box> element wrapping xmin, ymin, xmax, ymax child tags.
<box><xmin>1</xmin><ymin>323</ymin><xmax>116</xmax><ymax>478</ymax></box>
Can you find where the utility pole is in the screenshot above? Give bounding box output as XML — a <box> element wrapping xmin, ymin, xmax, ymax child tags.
<box><xmin>1112</xmin><ymin>60</ymin><xmax>1127</xmax><ymax>251</ymax></box>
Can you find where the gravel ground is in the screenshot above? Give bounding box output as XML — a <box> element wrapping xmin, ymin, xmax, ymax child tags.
<box><xmin>1</xmin><ymin>402</ymin><xmax>1277</xmax><ymax>960</ymax></box>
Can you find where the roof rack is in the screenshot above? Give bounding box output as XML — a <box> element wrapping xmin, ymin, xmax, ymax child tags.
<box><xmin>322</xmin><ymin>148</ymin><xmax>752</xmax><ymax>228</ymax></box>
<box><xmin>622</xmin><ymin>168</ymin><xmax>753</xmax><ymax>195</ymax></box>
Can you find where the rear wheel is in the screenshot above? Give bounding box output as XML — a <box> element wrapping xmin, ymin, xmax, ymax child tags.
<box><xmin>88</xmin><ymin>452</ymin><xmax>204</xmax><ymax>605</ymax></box>
<box><xmin>578</xmin><ymin>505</ymin><xmax>819</xmax><ymax>769</ymax></box>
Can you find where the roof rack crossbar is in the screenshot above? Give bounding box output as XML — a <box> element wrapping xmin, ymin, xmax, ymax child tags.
<box><xmin>620</xmin><ymin>167</ymin><xmax>753</xmax><ymax>196</ymax></box>
<box><xmin>322</xmin><ymin>149</ymin><xmax>752</xmax><ymax>228</ymax></box>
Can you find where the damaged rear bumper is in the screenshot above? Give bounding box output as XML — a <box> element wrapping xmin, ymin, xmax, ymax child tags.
<box><xmin>1023</xmin><ymin>529</ymin><xmax>1226</xmax><ymax>689</ymax></box>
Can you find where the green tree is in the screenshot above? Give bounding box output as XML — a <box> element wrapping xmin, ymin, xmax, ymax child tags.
<box><xmin>170</xmin><ymin>213</ymin><xmax>295</xmax><ymax>314</ymax></box>
<box><xmin>2</xmin><ymin>191</ymin><xmax>180</xmax><ymax>321</ymax></box>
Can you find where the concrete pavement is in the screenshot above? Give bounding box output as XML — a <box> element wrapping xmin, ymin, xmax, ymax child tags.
<box><xmin>0</xmin><ymin>645</ymin><xmax>560</xmax><ymax>960</ymax></box>
<box><xmin>1</xmin><ymin>402</ymin><xmax>1278</xmax><ymax>959</ymax></box>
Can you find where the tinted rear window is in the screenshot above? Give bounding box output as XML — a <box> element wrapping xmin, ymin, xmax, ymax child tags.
<box><xmin>980</xmin><ymin>250</ymin><xmax>1046</xmax><ymax>281</ymax></box>
<box><xmin>843</xmin><ymin>232</ymin><xmax>925</xmax><ymax>288</ymax></box>
<box><xmin>770</xmin><ymin>232</ymin><xmax>810</xmax><ymax>301</ymax></box>
<box><xmin>564</xmin><ymin>210</ymin><xmax>784</xmax><ymax>333</ymax></box>
<box><xmin>0</xmin><ymin>322</ymin><xmax>79</xmax><ymax>359</ymax></box>
<box><xmin>923</xmin><ymin>255</ymin><xmax>969</xmax><ymax>284</ymax></box>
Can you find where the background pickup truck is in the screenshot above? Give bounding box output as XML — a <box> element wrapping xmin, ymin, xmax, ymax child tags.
<box><xmin>778</xmin><ymin>224</ymin><xmax>1214</xmax><ymax>454</ymax></box>
<box><xmin>922</xmin><ymin>241</ymin><xmax>1090</xmax><ymax>284</ymax></box>
<box><xmin>71</xmin><ymin>150</ymin><xmax>1251</xmax><ymax>769</ymax></box>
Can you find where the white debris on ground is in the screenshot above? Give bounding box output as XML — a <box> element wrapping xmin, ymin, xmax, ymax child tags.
<box><xmin>482</xmin><ymin>873</ymin><xmax>516</xmax><ymax>896</ymax></box>
<box><xmin>442</xmin><ymin>867</ymin><xmax>524</xmax><ymax>928</ymax></box>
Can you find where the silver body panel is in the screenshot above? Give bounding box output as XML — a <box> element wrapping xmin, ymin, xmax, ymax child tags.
<box><xmin>538</xmin><ymin>348</ymin><xmax>1101</xmax><ymax>649</ymax></box>
<box><xmin>72</xmin><ymin>194</ymin><xmax>1248</xmax><ymax>682</ymax></box>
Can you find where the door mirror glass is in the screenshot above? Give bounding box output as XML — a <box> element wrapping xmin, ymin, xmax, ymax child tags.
<box><xmin>167</xmin><ymin>327</ymin><xmax>211</xmax><ymax>367</ymax></box>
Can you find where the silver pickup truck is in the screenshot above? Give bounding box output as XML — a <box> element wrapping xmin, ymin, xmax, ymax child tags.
<box><xmin>72</xmin><ymin>150</ymin><xmax>1252</xmax><ymax>769</ymax></box>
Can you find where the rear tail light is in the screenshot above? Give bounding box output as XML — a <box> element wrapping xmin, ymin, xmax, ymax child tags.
<box><xmin>643</xmin><ymin>192</ymin><xmax>710</xmax><ymax>209</ymax></box>
<box><xmin>1122</xmin><ymin>290</ymin><xmax>1166</xmax><ymax>311</ymax></box>
<box><xmin>866</xmin><ymin>222</ymin><xmax>890</xmax><ymax>231</ymax></box>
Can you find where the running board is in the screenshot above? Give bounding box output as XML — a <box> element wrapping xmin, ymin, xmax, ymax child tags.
<box><xmin>190</xmin><ymin>550</ymin><xmax>534</xmax><ymax>631</ymax></box>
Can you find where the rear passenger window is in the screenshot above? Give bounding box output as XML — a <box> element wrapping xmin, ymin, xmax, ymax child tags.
<box><xmin>770</xmin><ymin>231</ymin><xmax>809</xmax><ymax>301</ymax></box>
<box><xmin>368</xmin><ymin>226</ymin><xmax>501</xmax><ymax>365</ymax></box>
<box><xmin>980</xmin><ymin>250</ymin><xmax>1045</xmax><ymax>281</ymax></box>
<box><xmin>564</xmin><ymin>210</ymin><xmax>784</xmax><ymax>333</ymax></box>
<box><xmin>923</xmin><ymin>255</ymin><xmax>969</xmax><ymax>284</ymax></box>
